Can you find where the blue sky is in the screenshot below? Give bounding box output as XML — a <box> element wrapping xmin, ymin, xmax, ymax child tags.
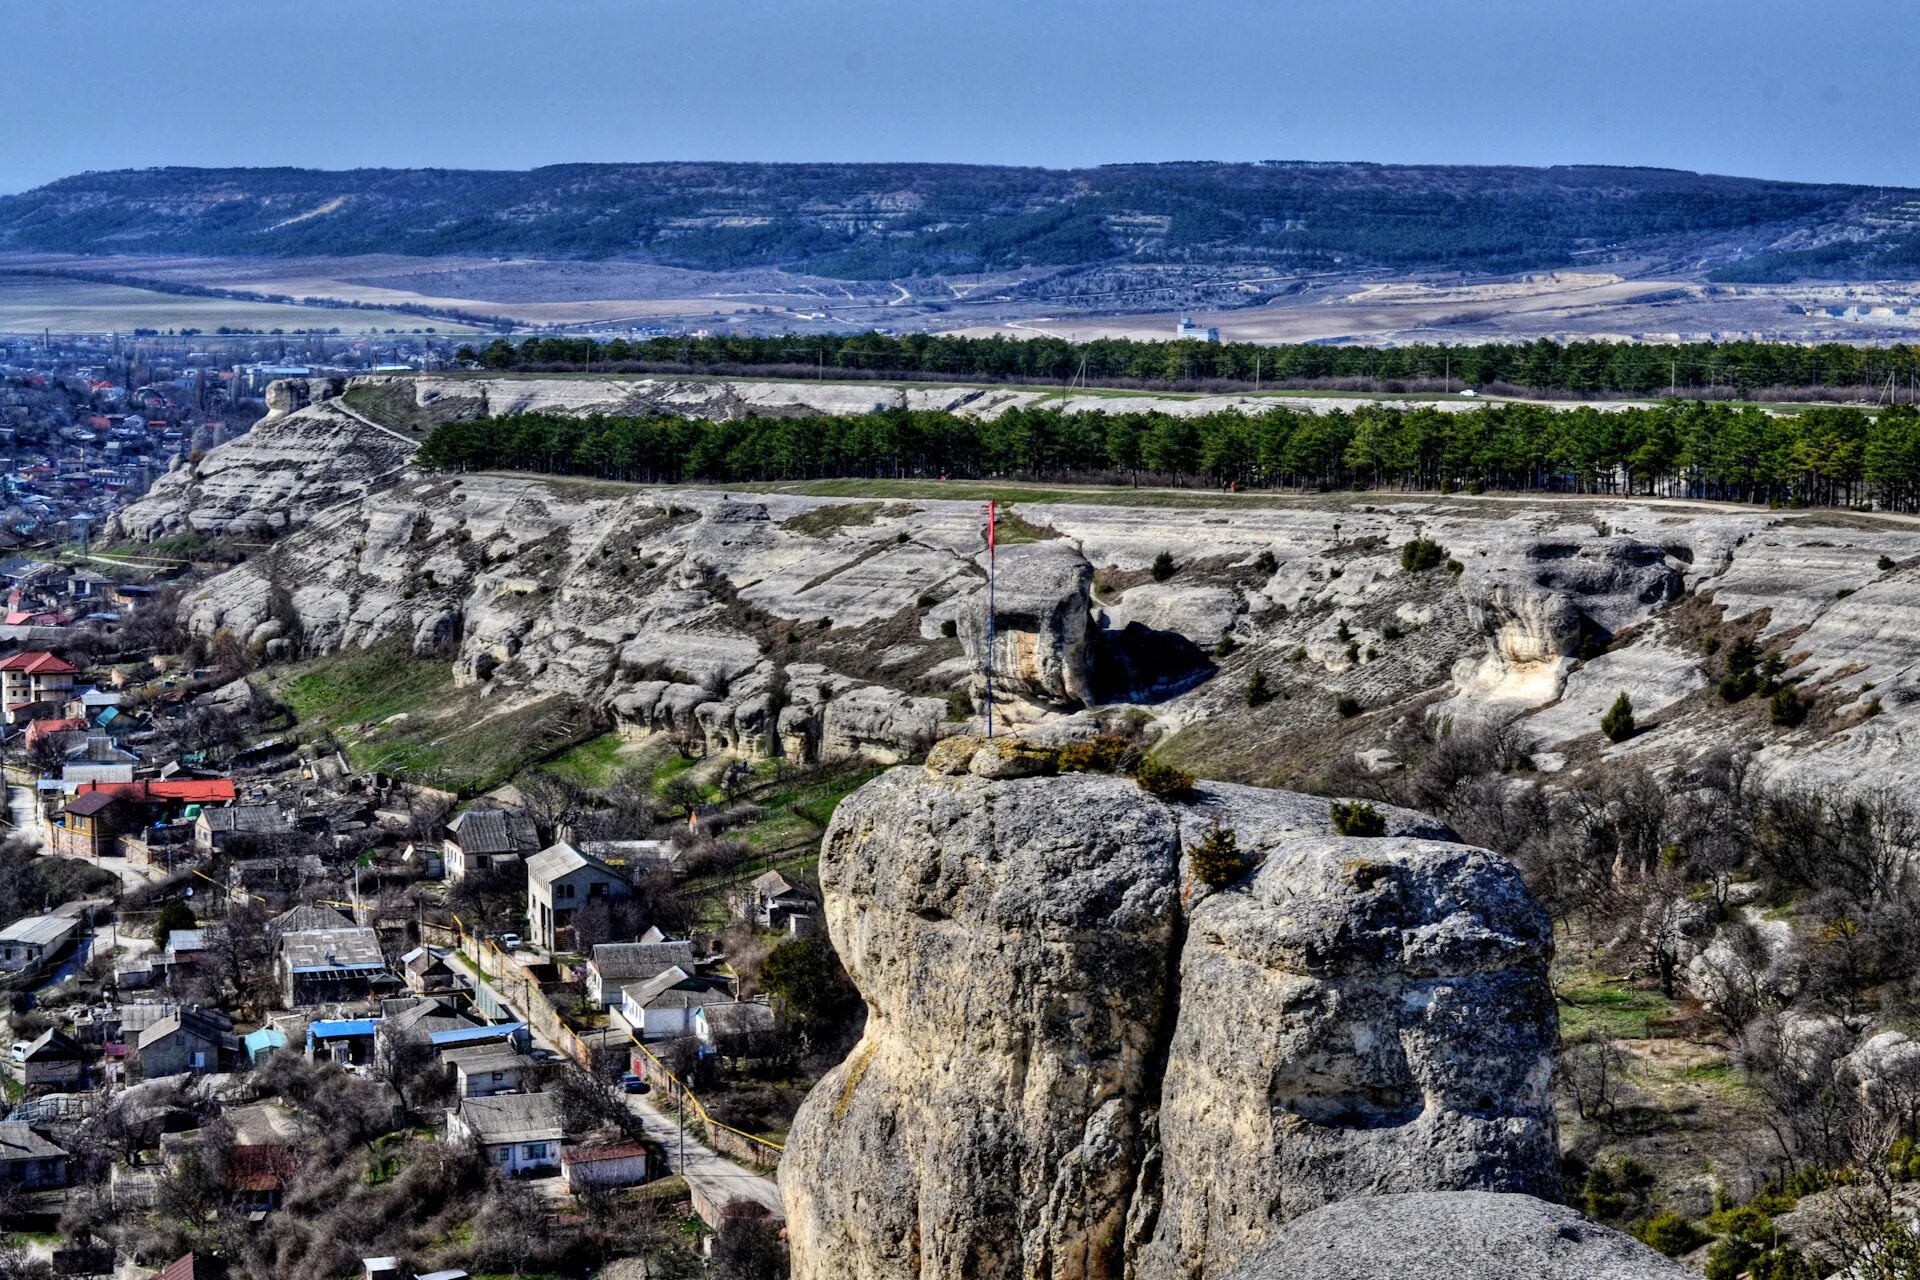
<box><xmin>3</xmin><ymin>0</ymin><xmax>1915</xmax><ymax>193</ymax></box>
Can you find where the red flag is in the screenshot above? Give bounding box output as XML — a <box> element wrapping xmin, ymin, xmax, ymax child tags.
<box><xmin>987</xmin><ymin>500</ymin><xmax>995</xmax><ymax>557</ymax></box>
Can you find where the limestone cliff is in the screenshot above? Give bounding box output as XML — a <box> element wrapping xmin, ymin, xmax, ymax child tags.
<box><xmin>143</xmin><ymin>376</ymin><xmax>1920</xmax><ymax>792</ymax></box>
<box><xmin>780</xmin><ymin>752</ymin><xmax>1562</xmax><ymax>1280</ymax></box>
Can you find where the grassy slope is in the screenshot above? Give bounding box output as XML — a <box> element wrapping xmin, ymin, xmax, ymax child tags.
<box><xmin>265</xmin><ymin>642</ymin><xmax>596</xmax><ymax>795</ymax></box>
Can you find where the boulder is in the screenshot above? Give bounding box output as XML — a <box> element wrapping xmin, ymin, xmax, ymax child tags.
<box><xmin>782</xmin><ymin>766</ymin><xmax>1561</xmax><ymax>1280</ymax></box>
<box><xmin>1137</xmin><ymin>834</ymin><xmax>1560</xmax><ymax>1277</ymax></box>
<box><xmin>782</xmin><ymin>769</ymin><xmax>1184</xmax><ymax>1280</ymax></box>
<box><xmin>1221</xmin><ymin>1192</ymin><xmax>1696</xmax><ymax>1280</ymax></box>
<box><xmin>958</xmin><ymin>541</ymin><xmax>1096</xmax><ymax>709</ymax></box>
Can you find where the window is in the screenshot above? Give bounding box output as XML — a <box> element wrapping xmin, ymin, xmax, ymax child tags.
<box><xmin>491</xmin><ymin>1071</ymin><xmax>503</xmax><ymax>1082</ymax></box>
<box><xmin>524</xmin><ymin>1143</ymin><xmax>547</xmax><ymax>1160</ymax></box>
<box><xmin>495</xmin><ymin>1147</ymin><xmax>510</xmax><ymax>1163</ymax></box>
<box><xmin>558</xmin><ymin>883</ymin><xmax>575</xmax><ymax>900</ymax></box>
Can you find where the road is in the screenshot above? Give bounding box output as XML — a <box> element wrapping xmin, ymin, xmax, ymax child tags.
<box><xmin>463</xmin><ymin>956</ymin><xmax>785</xmax><ymax>1220</ymax></box>
<box><xmin>623</xmin><ymin>1090</ymin><xmax>786</xmax><ymax>1219</ymax></box>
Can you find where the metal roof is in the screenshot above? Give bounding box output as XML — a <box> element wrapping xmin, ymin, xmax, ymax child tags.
<box><xmin>0</xmin><ymin>914</ymin><xmax>76</xmax><ymax>948</ymax></box>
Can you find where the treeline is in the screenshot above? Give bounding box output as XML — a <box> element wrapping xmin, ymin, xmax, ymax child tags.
<box><xmin>458</xmin><ymin>333</ymin><xmax>1920</xmax><ymax>398</ymax></box>
<box><xmin>416</xmin><ymin>399</ymin><xmax>1920</xmax><ymax>510</ymax></box>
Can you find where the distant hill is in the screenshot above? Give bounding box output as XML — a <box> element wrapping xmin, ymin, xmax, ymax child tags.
<box><xmin>4</xmin><ymin>161</ymin><xmax>1919</xmax><ymax>282</ymax></box>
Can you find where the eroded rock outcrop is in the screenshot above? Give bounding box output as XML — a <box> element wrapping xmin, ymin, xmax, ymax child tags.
<box><xmin>957</xmin><ymin>540</ymin><xmax>1096</xmax><ymax>711</ymax></box>
<box><xmin>1220</xmin><ymin>1192</ymin><xmax>1695</xmax><ymax>1280</ymax></box>
<box><xmin>781</xmin><ymin>757</ymin><xmax>1561</xmax><ymax>1280</ymax></box>
<box><xmin>112</xmin><ymin>393</ymin><xmax>414</xmax><ymax>541</ymax></box>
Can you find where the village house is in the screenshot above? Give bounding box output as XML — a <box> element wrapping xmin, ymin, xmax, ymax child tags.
<box><xmin>743</xmin><ymin>868</ymin><xmax>818</xmax><ymax>932</ymax></box>
<box><xmin>399</xmin><ymin>946</ymin><xmax>460</xmax><ymax>996</ymax></box>
<box><xmin>524</xmin><ymin>843</ymin><xmax>629</xmax><ymax>952</ymax></box>
<box><xmin>196</xmin><ymin>803</ymin><xmax>294</xmax><ymax>854</ymax></box>
<box><xmin>376</xmin><ymin>996</ymin><xmax>484</xmax><ymax>1065</ymax></box>
<box><xmin>306</xmin><ymin>1018</ymin><xmax>377</xmax><ymax>1066</ymax></box>
<box><xmin>60</xmin><ymin>731</ymin><xmax>137</xmax><ymax>790</ymax></box>
<box><xmin>277</xmin><ymin>925</ymin><xmax>388</xmax><ymax>1007</ymax></box>
<box><xmin>442</xmin><ymin>806</ymin><xmax>541</xmax><ymax>881</ymax></box>
<box><xmin>584</xmin><ymin>939</ymin><xmax>696</xmax><ymax>1008</ymax></box>
<box><xmin>46</xmin><ymin>788</ymin><xmax>122</xmax><ymax>857</ymax></box>
<box><xmin>619</xmin><ymin>966</ymin><xmax>736</xmax><ymax>1041</ymax></box>
<box><xmin>561</xmin><ymin>1139</ymin><xmax>650</xmax><ymax>1193</ymax></box>
<box><xmin>0</xmin><ymin>912</ymin><xmax>80</xmax><ymax>973</ymax></box>
<box><xmin>0</xmin><ymin>650</ymin><xmax>75</xmax><ymax>723</ymax></box>
<box><xmin>695</xmin><ymin>999</ymin><xmax>779</xmax><ymax>1064</ymax></box>
<box><xmin>0</xmin><ymin>1122</ymin><xmax>68</xmax><ymax>1188</ymax></box>
<box><xmin>137</xmin><ymin>1006</ymin><xmax>237</xmax><ymax>1078</ymax></box>
<box><xmin>11</xmin><ymin>1027</ymin><xmax>86</xmax><ymax>1088</ymax></box>
<box><xmin>151</xmin><ymin>1253</ymin><xmax>231</xmax><ymax>1280</ymax></box>
<box><xmin>442</xmin><ymin>1044</ymin><xmax>535</xmax><ymax>1098</ymax></box>
<box><xmin>447</xmin><ymin>1091</ymin><xmax>564</xmax><ymax>1175</ymax></box>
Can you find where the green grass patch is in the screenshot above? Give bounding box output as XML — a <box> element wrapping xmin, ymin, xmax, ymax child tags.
<box><xmin>273</xmin><ymin>640</ymin><xmax>456</xmax><ymax>727</ymax></box>
<box><xmin>780</xmin><ymin>501</ymin><xmax>918</xmax><ymax>537</ymax></box>
<box><xmin>1558</xmin><ymin>970</ymin><xmax>1677</xmax><ymax>1041</ymax></box>
<box><xmin>266</xmin><ymin>642</ymin><xmax>599</xmax><ymax>794</ymax></box>
<box><xmin>542</xmin><ymin>732</ymin><xmax>629</xmax><ymax>788</ymax></box>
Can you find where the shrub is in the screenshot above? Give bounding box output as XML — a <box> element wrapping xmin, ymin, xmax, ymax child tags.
<box><xmin>1254</xmin><ymin>549</ymin><xmax>1278</xmax><ymax>574</ymax></box>
<box><xmin>1335</xmin><ymin>694</ymin><xmax>1363</xmax><ymax>719</ymax></box>
<box><xmin>1188</xmin><ymin>822</ymin><xmax>1248</xmax><ymax>888</ymax></box>
<box><xmin>1215</xmin><ymin>634</ymin><xmax>1238</xmax><ymax>657</ymax></box>
<box><xmin>1702</xmin><ymin>635</ymin><xmax>1721</xmax><ymax>655</ymax></box>
<box><xmin>1879</xmin><ymin>554</ymin><xmax>1897</xmax><ymax>571</ymax></box>
<box><xmin>1835</xmin><ymin>587</ymin><xmax>1855</xmax><ymax>599</ymax></box>
<box><xmin>1769</xmin><ymin>686</ymin><xmax>1808</xmax><ymax>727</ymax></box>
<box><xmin>1719</xmin><ymin>671</ymin><xmax>1759</xmax><ymax>703</ymax></box>
<box><xmin>1289</xmin><ymin>646</ymin><xmax>1307</xmax><ymax>662</ymax></box>
<box><xmin>939</xmin><ymin>618</ymin><xmax>958</xmax><ymax>638</ymax></box>
<box><xmin>1400</xmin><ymin>537</ymin><xmax>1447</xmax><ymax>572</ymax></box>
<box><xmin>1331</xmin><ymin>800</ymin><xmax>1386</xmax><ymax>837</ymax></box>
<box><xmin>1446</xmin><ymin>558</ymin><xmax>1464</xmax><ymax>574</ymax></box>
<box><xmin>1056</xmin><ymin>734</ymin><xmax>1134</xmax><ymax>774</ymax></box>
<box><xmin>1601</xmin><ymin>691</ymin><xmax>1635</xmax><ymax>742</ymax></box>
<box><xmin>1245</xmin><ymin>669</ymin><xmax>1272</xmax><ymax>707</ymax></box>
<box><xmin>1382</xmin><ymin>623</ymin><xmax>1403</xmax><ymax>641</ymax></box>
<box><xmin>1335</xmin><ymin>619</ymin><xmax>1352</xmax><ymax>643</ymax></box>
<box><xmin>1132</xmin><ymin>757</ymin><xmax>1195</xmax><ymax>799</ymax></box>
<box><xmin>1637</xmin><ymin>1210</ymin><xmax>1706</xmax><ymax>1258</ymax></box>
<box><xmin>1151</xmin><ymin>551</ymin><xmax>1176</xmax><ymax>582</ymax></box>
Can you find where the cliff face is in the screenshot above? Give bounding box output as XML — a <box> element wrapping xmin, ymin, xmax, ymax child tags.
<box><xmin>111</xmin><ymin>390</ymin><xmax>414</xmax><ymax>541</ymax></box>
<box><xmin>143</xmin><ymin>376</ymin><xmax>1920</xmax><ymax>793</ymax></box>
<box><xmin>781</xmin><ymin>750</ymin><xmax>1561</xmax><ymax>1280</ymax></box>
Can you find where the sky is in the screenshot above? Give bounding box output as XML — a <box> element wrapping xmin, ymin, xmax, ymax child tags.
<box><xmin>4</xmin><ymin>0</ymin><xmax>1918</xmax><ymax>194</ymax></box>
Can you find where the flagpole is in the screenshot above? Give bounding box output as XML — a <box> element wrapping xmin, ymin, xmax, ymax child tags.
<box><xmin>985</xmin><ymin>500</ymin><xmax>996</xmax><ymax>739</ymax></box>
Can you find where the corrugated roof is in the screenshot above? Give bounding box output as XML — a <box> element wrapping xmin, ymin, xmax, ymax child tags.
<box><xmin>590</xmin><ymin>940</ymin><xmax>696</xmax><ymax>984</ymax></box>
<box><xmin>456</xmin><ymin>1091</ymin><xmax>562</xmax><ymax>1145</ymax></box>
<box><xmin>447</xmin><ymin>807</ymin><xmax>539</xmax><ymax>856</ymax></box>
<box><xmin>0</xmin><ymin>914</ymin><xmax>76</xmax><ymax>948</ymax></box>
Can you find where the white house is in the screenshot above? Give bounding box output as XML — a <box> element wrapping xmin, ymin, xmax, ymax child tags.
<box><xmin>447</xmin><ymin>1092</ymin><xmax>563</xmax><ymax>1175</ymax></box>
<box><xmin>619</xmin><ymin>966</ymin><xmax>735</xmax><ymax>1041</ymax></box>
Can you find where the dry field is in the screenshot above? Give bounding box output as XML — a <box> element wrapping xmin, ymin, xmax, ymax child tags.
<box><xmin>0</xmin><ymin>271</ymin><xmax>485</xmax><ymax>334</ymax></box>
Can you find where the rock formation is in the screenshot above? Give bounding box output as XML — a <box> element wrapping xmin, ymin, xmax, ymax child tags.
<box><xmin>780</xmin><ymin>751</ymin><xmax>1561</xmax><ymax>1280</ymax></box>
<box><xmin>137</xmin><ymin>375</ymin><xmax>1920</xmax><ymax>794</ymax></box>
<box><xmin>1219</xmin><ymin>1192</ymin><xmax>1696</xmax><ymax>1280</ymax></box>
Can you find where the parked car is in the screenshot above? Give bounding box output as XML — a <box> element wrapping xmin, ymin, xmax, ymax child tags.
<box><xmin>497</xmin><ymin>933</ymin><xmax>522</xmax><ymax>951</ymax></box>
<box><xmin>619</xmin><ymin>1074</ymin><xmax>648</xmax><ymax>1094</ymax></box>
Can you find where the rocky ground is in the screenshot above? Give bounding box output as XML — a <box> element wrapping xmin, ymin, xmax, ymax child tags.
<box><xmin>105</xmin><ymin>376</ymin><xmax>1920</xmax><ymax>1276</ymax></box>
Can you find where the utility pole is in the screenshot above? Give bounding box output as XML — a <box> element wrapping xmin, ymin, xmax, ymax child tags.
<box><xmin>984</xmin><ymin>501</ymin><xmax>997</xmax><ymax>739</ymax></box>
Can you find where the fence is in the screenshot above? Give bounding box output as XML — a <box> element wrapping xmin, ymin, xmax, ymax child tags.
<box><xmin>627</xmin><ymin>1036</ymin><xmax>784</xmax><ymax>1168</ymax></box>
<box><xmin>454</xmin><ymin>928</ymin><xmax>784</xmax><ymax>1167</ymax></box>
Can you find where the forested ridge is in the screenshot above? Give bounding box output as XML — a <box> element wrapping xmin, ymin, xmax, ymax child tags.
<box><xmin>2</xmin><ymin>161</ymin><xmax>1911</xmax><ymax>280</ymax></box>
<box><xmin>415</xmin><ymin>400</ymin><xmax>1920</xmax><ymax>510</ymax></box>
<box><xmin>464</xmin><ymin>333</ymin><xmax>1920</xmax><ymax>398</ymax></box>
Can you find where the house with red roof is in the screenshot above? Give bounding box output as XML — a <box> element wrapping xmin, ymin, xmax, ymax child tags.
<box><xmin>0</xmin><ymin>652</ymin><xmax>75</xmax><ymax>724</ymax></box>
